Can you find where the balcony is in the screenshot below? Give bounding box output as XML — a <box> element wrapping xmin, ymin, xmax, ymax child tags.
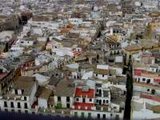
<box><xmin>96</xmin><ymin>105</ymin><xmax>109</xmax><ymax>112</ymax></box>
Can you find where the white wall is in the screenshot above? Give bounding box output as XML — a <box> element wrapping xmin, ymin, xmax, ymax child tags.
<box><xmin>29</xmin><ymin>82</ymin><xmax>38</xmax><ymax>105</ymax></box>
<box><xmin>134</xmin><ymin>76</ymin><xmax>154</xmax><ymax>84</ymax></box>
<box><xmin>134</xmin><ymin>84</ymin><xmax>160</xmax><ymax>95</ymax></box>
<box><xmin>0</xmin><ymin>99</ymin><xmax>31</xmax><ymax>113</ymax></box>
<box><xmin>94</xmin><ymin>73</ymin><xmax>108</xmax><ymax>80</ymax></box>
<box><xmin>54</xmin><ymin>96</ymin><xmax>73</xmax><ymax>108</ymax></box>
<box><xmin>38</xmin><ymin>98</ymin><xmax>48</xmax><ymax>109</ymax></box>
<box><xmin>71</xmin><ymin>110</ymin><xmax>124</xmax><ymax>119</ymax></box>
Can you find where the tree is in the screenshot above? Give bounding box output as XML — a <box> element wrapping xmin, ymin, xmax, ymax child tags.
<box><xmin>55</xmin><ymin>103</ymin><xmax>62</xmax><ymax>109</ymax></box>
<box><xmin>124</xmin><ymin>55</ymin><xmax>133</xmax><ymax>120</ymax></box>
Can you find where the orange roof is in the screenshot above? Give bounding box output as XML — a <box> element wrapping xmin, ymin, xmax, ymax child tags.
<box><xmin>66</xmin><ymin>23</ymin><xmax>74</xmax><ymax>28</ymax></box>
<box><xmin>60</xmin><ymin>27</ymin><xmax>71</xmax><ymax>34</ymax></box>
<box><xmin>141</xmin><ymin>71</ymin><xmax>159</xmax><ymax>78</ymax></box>
<box><xmin>141</xmin><ymin>93</ymin><xmax>160</xmax><ymax>102</ymax></box>
<box><xmin>75</xmin><ymin>87</ymin><xmax>95</xmax><ymax>98</ymax></box>
<box><xmin>124</xmin><ymin>44</ymin><xmax>142</xmax><ymax>51</ymax></box>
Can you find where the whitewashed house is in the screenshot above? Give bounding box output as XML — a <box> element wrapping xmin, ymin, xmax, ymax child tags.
<box><xmin>0</xmin><ymin>76</ymin><xmax>38</xmax><ymax>113</ymax></box>
<box><xmin>94</xmin><ymin>65</ymin><xmax>109</xmax><ymax>80</ymax></box>
<box><xmin>54</xmin><ymin>80</ymin><xmax>74</xmax><ymax>109</ymax></box>
<box><xmin>38</xmin><ymin>87</ymin><xmax>53</xmax><ymax>109</ymax></box>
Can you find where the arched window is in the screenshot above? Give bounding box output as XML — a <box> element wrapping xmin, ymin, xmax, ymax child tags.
<box><xmin>151</xmin><ymin>89</ymin><xmax>156</xmax><ymax>95</ymax></box>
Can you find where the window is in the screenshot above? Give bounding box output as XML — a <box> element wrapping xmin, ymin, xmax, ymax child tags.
<box><xmin>102</xmin><ymin>74</ymin><xmax>104</xmax><ymax>77</ymax></box>
<box><xmin>24</xmin><ymin>103</ymin><xmax>28</xmax><ymax>109</ymax></box>
<box><xmin>147</xmin><ymin>79</ymin><xmax>150</xmax><ymax>84</ymax></box>
<box><xmin>103</xmin><ymin>114</ymin><xmax>106</xmax><ymax>119</ymax></box>
<box><xmin>96</xmin><ymin>99</ymin><xmax>99</xmax><ymax>103</ymax></box>
<box><xmin>114</xmin><ymin>106</ymin><xmax>117</xmax><ymax>109</ymax></box>
<box><xmin>66</xmin><ymin>97</ymin><xmax>70</xmax><ymax>102</ymax></box>
<box><xmin>67</xmin><ymin>103</ymin><xmax>70</xmax><ymax>108</ymax></box>
<box><xmin>17</xmin><ymin>102</ymin><xmax>21</xmax><ymax>108</ymax></box>
<box><xmin>83</xmin><ymin>98</ymin><xmax>85</xmax><ymax>103</ymax></box>
<box><xmin>110</xmin><ymin>114</ymin><xmax>113</xmax><ymax>117</ymax></box>
<box><xmin>99</xmin><ymin>100</ymin><xmax>102</xmax><ymax>105</ymax></box>
<box><xmin>74</xmin><ymin>112</ymin><xmax>77</xmax><ymax>116</ymax></box>
<box><xmin>97</xmin><ymin>114</ymin><xmax>100</xmax><ymax>119</ymax></box>
<box><xmin>115</xmin><ymin>115</ymin><xmax>119</xmax><ymax>119</ymax></box>
<box><xmin>24</xmin><ymin>96</ymin><xmax>27</xmax><ymax>101</ymax></box>
<box><xmin>151</xmin><ymin>89</ymin><xmax>156</xmax><ymax>95</ymax></box>
<box><xmin>89</xmin><ymin>99</ymin><xmax>92</xmax><ymax>102</ymax></box>
<box><xmin>135</xmin><ymin>78</ymin><xmax>137</xmax><ymax>81</ymax></box>
<box><xmin>81</xmin><ymin>112</ymin><xmax>84</xmax><ymax>118</ymax></box>
<box><xmin>106</xmin><ymin>100</ymin><xmax>108</xmax><ymax>103</ymax></box>
<box><xmin>58</xmin><ymin>96</ymin><xmax>61</xmax><ymax>102</ymax></box>
<box><xmin>15</xmin><ymin>89</ymin><xmax>18</xmax><ymax>95</ymax></box>
<box><xmin>103</xmin><ymin>100</ymin><xmax>105</xmax><ymax>104</ymax></box>
<box><xmin>4</xmin><ymin>101</ymin><xmax>7</xmax><ymax>107</ymax></box>
<box><xmin>11</xmin><ymin>102</ymin><xmax>14</xmax><ymax>108</ymax></box>
<box><xmin>88</xmin><ymin>113</ymin><xmax>91</xmax><ymax>118</ymax></box>
<box><xmin>76</xmin><ymin>98</ymin><xmax>79</xmax><ymax>102</ymax></box>
<box><xmin>147</xmin><ymin>89</ymin><xmax>150</xmax><ymax>92</ymax></box>
<box><xmin>22</xmin><ymin>89</ymin><xmax>24</xmax><ymax>94</ymax></box>
<box><xmin>99</xmin><ymin>90</ymin><xmax>102</xmax><ymax>95</ymax></box>
<box><xmin>142</xmin><ymin>78</ymin><xmax>145</xmax><ymax>81</ymax></box>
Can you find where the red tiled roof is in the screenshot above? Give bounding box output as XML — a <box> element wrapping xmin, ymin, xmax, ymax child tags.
<box><xmin>75</xmin><ymin>87</ymin><xmax>95</xmax><ymax>98</ymax></box>
<box><xmin>73</xmin><ymin>102</ymin><xmax>95</xmax><ymax>111</ymax></box>
<box><xmin>73</xmin><ymin>50</ymin><xmax>82</xmax><ymax>56</ymax></box>
<box><xmin>140</xmin><ymin>93</ymin><xmax>160</xmax><ymax>102</ymax></box>
<box><xmin>134</xmin><ymin>69</ymin><xmax>159</xmax><ymax>79</ymax></box>
<box><xmin>134</xmin><ymin>69</ymin><xmax>143</xmax><ymax>76</ymax></box>
<box><xmin>154</xmin><ymin>78</ymin><xmax>160</xmax><ymax>83</ymax></box>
